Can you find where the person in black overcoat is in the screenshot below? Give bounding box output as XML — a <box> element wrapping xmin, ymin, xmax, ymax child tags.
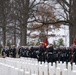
<box><xmin>1</xmin><ymin>47</ymin><xmax>6</xmax><ymax>57</ymax></box>
<box><xmin>38</xmin><ymin>42</ymin><xmax>46</xmax><ymax>62</ymax></box>
<box><xmin>47</xmin><ymin>44</ymin><xmax>54</xmax><ymax>62</ymax></box>
<box><xmin>5</xmin><ymin>46</ymin><xmax>10</xmax><ymax>57</ymax></box>
<box><xmin>10</xmin><ymin>45</ymin><xmax>16</xmax><ymax>58</ymax></box>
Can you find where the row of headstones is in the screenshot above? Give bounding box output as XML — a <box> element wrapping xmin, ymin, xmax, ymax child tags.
<box><xmin>0</xmin><ymin>57</ymin><xmax>76</xmax><ymax>75</ymax></box>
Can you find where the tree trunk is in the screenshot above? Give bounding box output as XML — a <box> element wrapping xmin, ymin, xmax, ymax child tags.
<box><xmin>69</xmin><ymin>24</ymin><xmax>76</xmax><ymax>46</ymax></box>
<box><xmin>39</xmin><ymin>28</ymin><xmax>47</xmax><ymax>42</ymax></box>
<box><xmin>21</xmin><ymin>24</ymin><xmax>27</xmax><ymax>46</ymax></box>
<box><xmin>13</xmin><ymin>29</ymin><xmax>16</xmax><ymax>46</ymax></box>
<box><xmin>13</xmin><ymin>21</ymin><xmax>16</xmax><ymax>46</ymax></box>
<box><xmin>20</xmin><ymin>0</ymin><xmax>29</xmax><ymax>46</ymax></box>
<box><xmin>69</xmin><ymin>0</ymin><xmax>76</xmax><ymax>46</ymax></box>
<box><xmin>2</xmin><ymin>27</ymin><xmax>6</xmax><ymax>46</ymax></box>
<box><xmin>69</xmin><ymin>25</ymin><xmax>73</xmax><ymax>46</ymax></box>
<box><xmin>20</xmin><ymin>32</ymin><xmax>22</xmax><ymax>46</ymax></box>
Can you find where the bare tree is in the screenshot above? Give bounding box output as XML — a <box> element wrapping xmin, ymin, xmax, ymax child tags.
<box><xmin>0</xmin><ymin>0</ymin><xmax>11</xmax><ymax>46</ymax></box>
<box><xmin>54</xmin><ymin>0</ymin><xmax>76</xmax><ymax>46</ymax></box>
<box><xmin>11</xmin><ymin>0</ymin><xmax>47</xmax><ymax>46</ymax></box>
<box><xmin>40</xmin><ymin>0</ymin><xmax>76</xmax><ymax>46</ymax></box>
<box><xmin>28</xmin><ymin>3</ymin><xmax>60</xmax><ymax>42</ymax></box>
<box><xmin>1</xmin><ymin>0</ymin><xmax>74</xmax><ymax>46</ymax></box>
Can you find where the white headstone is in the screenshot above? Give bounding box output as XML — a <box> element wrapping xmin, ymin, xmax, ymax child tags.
<box><xmin>56</xmin><ymin>67</ymin><xmax>60</xmax><ymax>75</ymax></box>
<box><xmin>72</xmin><ymin>70</ymin><xmax>76</xmax><ymax>75</ymax></box>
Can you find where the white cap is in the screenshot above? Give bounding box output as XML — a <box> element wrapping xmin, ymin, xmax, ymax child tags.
<box><xmin>40</xmin><ymin>42</ymin><xmax>43</xmax><ymax>44</ymax></box>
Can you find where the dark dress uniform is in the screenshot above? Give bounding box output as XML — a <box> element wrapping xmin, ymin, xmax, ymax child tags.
<box><xmin>5</xmin><ymin>49</ymin><xmax>10</xmax><ymax>57</ymax></box>
<box><xmin>18</xmin><ymin>48</ymin><xmax>21</xmax><ymax>57</ymax></box>
<box><xmin>47</xmin><ymin>46</ymin><xmax>54</xmax><ymax>62</ymax></box>
<box><xmin>2</xmin><ymin>48</ymin><xmax>6</xmax><ymax>57</ymax></box>
<box><xmin>38</xmin><ymin>46</ymin><xmax>46</xmax><ymax>62</ymax></box>
<box><xmin>29</xmin><ymin>47</ymin><xmax>34</xmax><ymax>58</ymax></box>
<box><xmin>73</xmin><ymin>48</ymin><xmax>76</xmax><ymax>63</ymax></box>
<box><xmin>10</xmin><ymin>48</ymin><xmax>16</xmax><ymax>58</ymax></box>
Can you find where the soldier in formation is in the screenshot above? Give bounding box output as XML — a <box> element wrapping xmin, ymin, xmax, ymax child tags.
<box><xmin>1</xmin><ymin>46</ymin><xmax>9</xmax><ymax>57</ymax></box>
<box><xmin>1</xmin><ymin>43</ymin><xmax>76</xmax><ymax>64</ymax></box>
<box><xmin>1</xmin><ymin>45</ymin><xmax>17</xmax><ymax>58</ymax></box>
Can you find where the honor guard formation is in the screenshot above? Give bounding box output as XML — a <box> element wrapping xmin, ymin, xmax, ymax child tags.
<box><xmin>1</xmin><ymin>42</ymin><xmax>76</xmax><ymax>63</ymax></box>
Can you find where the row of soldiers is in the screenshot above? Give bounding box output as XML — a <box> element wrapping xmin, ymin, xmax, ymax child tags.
<box><xmin>1</xmin><ymin>45</ymin><xmax>16</xmax><ymax>58</ymax></box>
<box><xmin>18</xmin><ymin>43</ymin><xmax>76</xmax><ymax>63</ymax></box>
<box><xmin>1</xmin><ymin>43</ymin><xmax>76</xmax><ymax>63</ymax></box>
